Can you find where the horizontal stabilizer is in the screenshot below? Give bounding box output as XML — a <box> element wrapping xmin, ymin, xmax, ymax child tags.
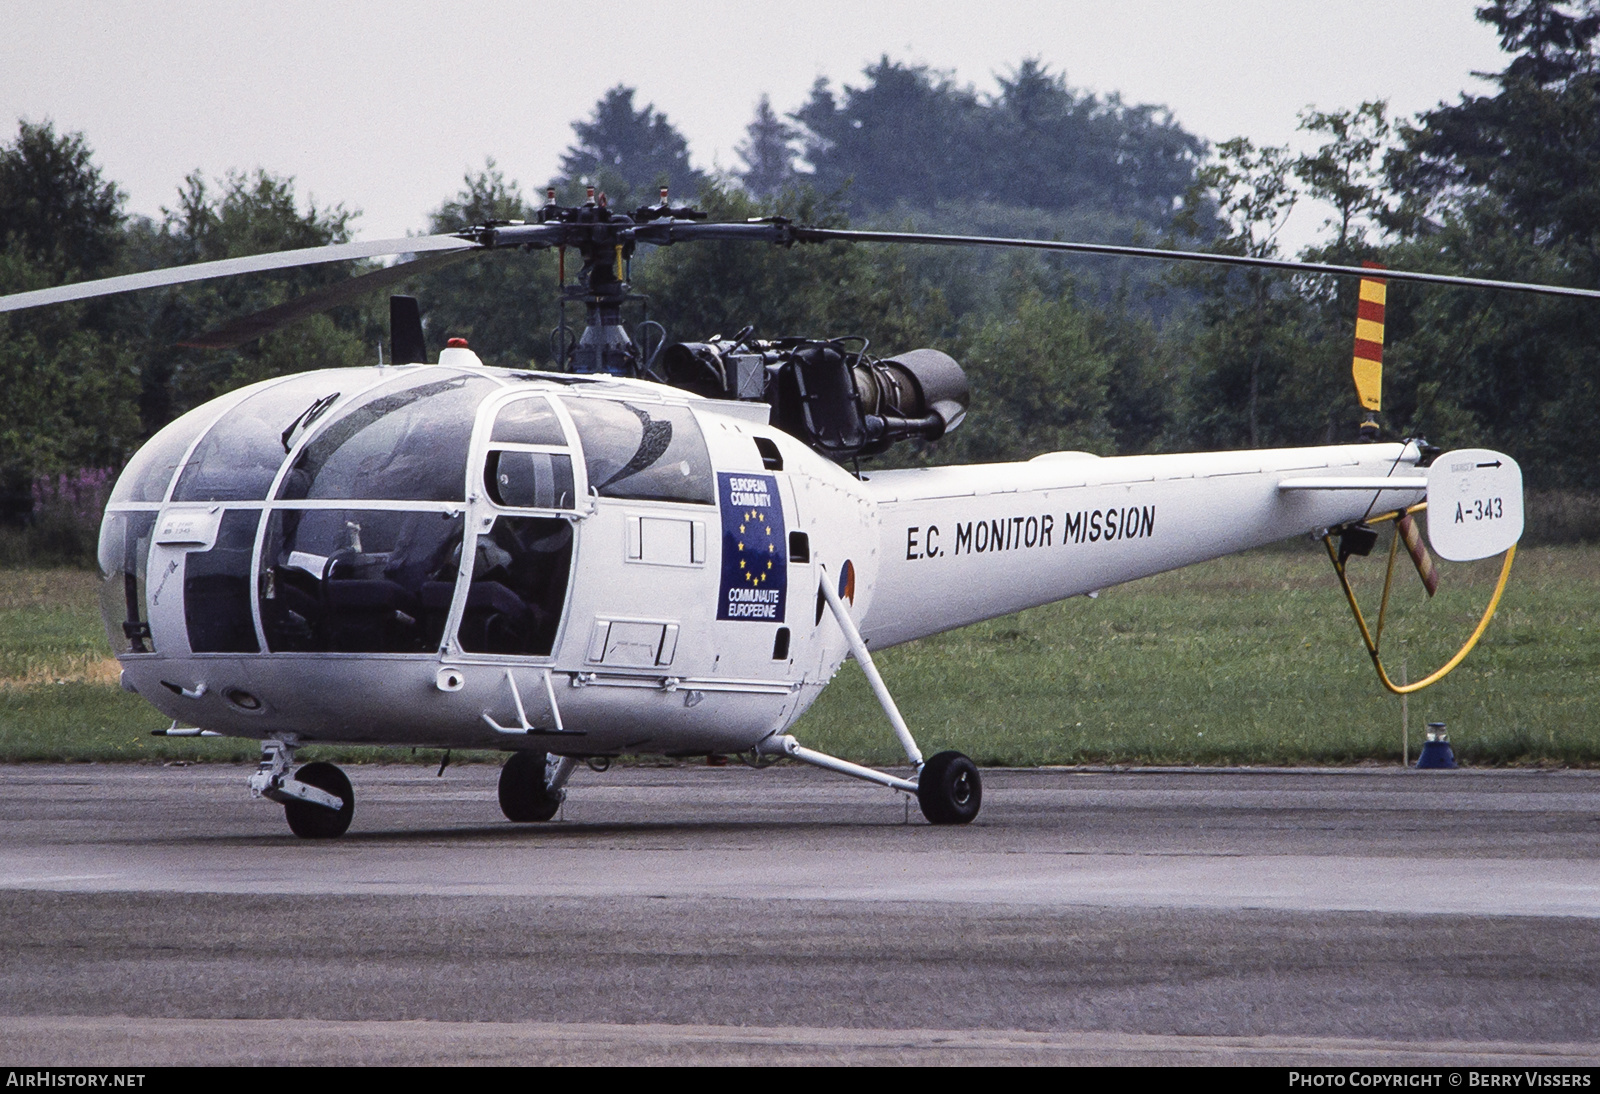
<box><xmin>1277</xmin><ymin>477</ymin><xmax>1427</xmax><ymax>491</ymax></box>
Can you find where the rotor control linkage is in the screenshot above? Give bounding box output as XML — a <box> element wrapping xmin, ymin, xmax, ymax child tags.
<box><xmin>247</xmin><ymin>738</ymin><xmax>343</xmax><ymax>812</ymax></box>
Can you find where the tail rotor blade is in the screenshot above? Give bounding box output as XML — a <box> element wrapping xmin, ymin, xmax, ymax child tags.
<box><xmin>1353</xmin><ymin>263</ymin><xmax>1386</xmax><ymax>438</ymax></box>
<box><xmin>1397</xmin><ymin>512</ymin><xmax>1439</xmax><ymax>597</ymax></box>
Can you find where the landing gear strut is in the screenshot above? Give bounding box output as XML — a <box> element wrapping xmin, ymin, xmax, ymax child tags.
<box><xmin>765</xmin><ymin>567</ymin><xmax>985</xmax><ymax>825</ymax></box>
<box><xmin>499</xmin><ymin>751</ymin><xmax>576</xmax><ymax>822</ymax></box>
<box><xmin>248</xmin><ymin>739</ymin><xmax>354</xmax><ymax>838</ymax></box>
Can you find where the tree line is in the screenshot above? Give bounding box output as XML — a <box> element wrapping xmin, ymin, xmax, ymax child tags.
<box><xmin>4</xmin><ymin>0</ymin><xmax>1600</xmax><ymax>560</ymax></box>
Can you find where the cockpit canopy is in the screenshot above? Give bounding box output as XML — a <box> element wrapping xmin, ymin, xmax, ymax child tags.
<box><xmin>100</xmin><ymin>365</ymin><xmax>716</xmax><ymax>661</ymax></box>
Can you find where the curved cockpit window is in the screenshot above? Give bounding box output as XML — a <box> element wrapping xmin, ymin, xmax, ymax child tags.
<box><xmin>259</xmin><ymin>508</ymin><xmax>466</xmax><ymax>653</ymax></box>
<box><xmin>458</xmin><ymin>517</ymin><xmax>573</xmax><ymax>657</ymax></box>
<box><xmin>108</xmin><ymin>399</ymin><xmax>236</xmax><ymax>505</ymax></box>
<box><xmin>98</xmin><ymin>511</ymin><xmax>158</xmax><ymax>653</ymax></box>
<box><xmin>184</xmin><ymin>509</ymin><xmax>262</xmax><ymax>653</ymax></box>
<box><xmin>171</xmin><ymin>375</ymin><xmax>344</xmax><ymax>502</ymax></box>
<box><xmin>278</xmin><ymin>374</ymin><xmax>496</xmax><ymax>502</ymax></box>
<box><xmin>561</xmin><ymin>397</ymin><xmax>713</xmax><ymax>505</ymax></box>
<box><xmin>490</xmin><ymin>396</ymin><xmax>567</xmax><ymax>445</ymax></box>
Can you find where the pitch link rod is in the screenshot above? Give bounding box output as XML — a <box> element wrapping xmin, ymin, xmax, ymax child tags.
<box><xmin>817</xmin><ymin>564</ymin><xmax>924</xmax><ymax>769</ymax></box>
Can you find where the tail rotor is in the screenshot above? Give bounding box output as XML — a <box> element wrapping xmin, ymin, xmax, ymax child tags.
<box><xmin>1352</xmin><ymin>261</ymin><xmax>1387</xmax><ymax>441</ymax></box>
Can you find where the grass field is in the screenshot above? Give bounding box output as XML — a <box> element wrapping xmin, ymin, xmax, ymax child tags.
<box><xmin>2</xmin><ymin>541</ymin><xmax>1596</xmax><ymax>766</ymax></box>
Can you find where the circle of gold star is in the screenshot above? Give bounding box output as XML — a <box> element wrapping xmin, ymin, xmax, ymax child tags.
<box><xmin>736</xmin><ymin>508</ymin><xmax>777</xmax><ymax>586</ymax></box>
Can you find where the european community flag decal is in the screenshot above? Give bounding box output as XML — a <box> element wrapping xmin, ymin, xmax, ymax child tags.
<box><xmin>718</xmin><ymin>472</ymin><xmax>787</xmax><ymax>622</ymax></box>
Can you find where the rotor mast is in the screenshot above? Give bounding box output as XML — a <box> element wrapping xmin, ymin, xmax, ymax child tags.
<box><xmin>551</xmin><ymin>186</ymin><xmax>636</xmax><ymax>375</ymax></box>
<box><xmin>501</xmin><ymin>185</ymin><xmax>712</xmax><ymax>376</ymax></box>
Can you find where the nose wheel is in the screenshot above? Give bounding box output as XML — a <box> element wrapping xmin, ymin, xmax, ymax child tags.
<box><xmin>248</xmin><ymin>740</ymin><xmax>355</xmax><ymax>838</ymax></box>
<box><xmin>283</xmin><ymin>762</ymin><xmax>355</xmax><ymax>838</ymax></box>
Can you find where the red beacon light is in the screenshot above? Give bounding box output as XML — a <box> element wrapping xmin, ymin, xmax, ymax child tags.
<box><xmin>438</xmin><ymin>336</ymin><xmax>483</xmax><ymax>368</ymax></box>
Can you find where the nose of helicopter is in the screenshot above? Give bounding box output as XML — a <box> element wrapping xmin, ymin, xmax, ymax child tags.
<box><xmin>95</xmin><ymin>363</ymin><xmax>818</xmax><ymax>753</ymax></box>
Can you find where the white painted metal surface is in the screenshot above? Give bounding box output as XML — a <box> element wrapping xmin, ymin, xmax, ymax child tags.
<box><xmin>861</xmin><ymin>442</ymin><xmax>1426</xmax><ymax>648</ymax></box>
<box><xmin>1425</xmin><ymin>448</ymin><xmax>1525</xmax><ymax>561</ymax></box>
<box><xmin>102</xmin><ymin>370</ymin><xmax>1515</xmax><ymax>769</ymax></box>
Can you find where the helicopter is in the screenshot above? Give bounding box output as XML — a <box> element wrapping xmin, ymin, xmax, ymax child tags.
<box><xmin>0</xmin><ymin>186</ymin><xmax>1563</xmax><ymax>837</ymax></box>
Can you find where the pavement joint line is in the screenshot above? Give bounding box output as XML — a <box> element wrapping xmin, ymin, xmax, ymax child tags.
<box><xmin>1</xmin><ymin>1017</ymin><xmax>1597</xmax><ymax>1065</ymax></box>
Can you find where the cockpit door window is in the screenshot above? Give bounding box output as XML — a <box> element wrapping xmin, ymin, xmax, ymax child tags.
<box><xmin>490</xmin><ymin>396</ymin><xmax>568</xmax><ymax>446</ymax></box>
<box><xmin>259</xmin><ymin>508</ymin><xmax>466</xmax><ymax>653</ymax></box>
<box><xmin>485</xmin><ymin>451</ymin><xmax>576</xmax><ymax>509</ymax></box>
<box><xmin>561</xmin><ymin>397</ymin><xmax>714</xmax><ymax>505</ymax></box>
<box><xmin>457</xmin><ymin>517</ymin><xmax>573</xmax><ymax>657</ymax></box>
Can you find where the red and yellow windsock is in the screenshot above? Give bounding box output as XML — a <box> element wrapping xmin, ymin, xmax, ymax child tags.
<box><xmin>1352</xmin><ymin>261</ymin><xmax>1386</xmax><ymax>416</ymax></box>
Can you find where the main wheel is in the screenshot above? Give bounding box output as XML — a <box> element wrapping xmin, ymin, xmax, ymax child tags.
<box><xmin>499</xmin><ymin>751</ymin><xmax>563</xmax><ymax>822</ymax></box>
<box><xmin>916</xmin><ymin>750</ymin><xmax>982</xmax><ymax>825</ymax></box>
<box><xmin>284</xmin><ymin>761</ymin><xmax>354</xmax><ymax>839</ymax></box>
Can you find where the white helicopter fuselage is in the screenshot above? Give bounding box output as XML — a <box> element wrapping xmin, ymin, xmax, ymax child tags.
<box><xmin>101</xmin><ymin>362</ymin><xmax>1422</xmax><ymax>758</ymax></box>
<box><xmin>861</xmin><ymin>443</ymin><xmax>1423</xmax><ymax>647</ymax></box>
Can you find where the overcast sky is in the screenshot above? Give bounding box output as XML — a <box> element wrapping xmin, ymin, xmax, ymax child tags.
<box><xmin>3</xmin><ymin>1</ymin><xmax>1509</xmax><ymax>253</ymax></box>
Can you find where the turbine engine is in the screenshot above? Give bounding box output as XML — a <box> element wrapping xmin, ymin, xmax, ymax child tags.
<box><xmin>661</xmin><ymin>336</ymin><xmax>969</xmax><ymax>461</ymax></box>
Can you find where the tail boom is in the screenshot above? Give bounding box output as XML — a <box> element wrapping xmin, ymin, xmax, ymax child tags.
<box><xmin>859</xmin><ymin>442</ymin><xmax>1424</xmax><ymax>648</ymax></box>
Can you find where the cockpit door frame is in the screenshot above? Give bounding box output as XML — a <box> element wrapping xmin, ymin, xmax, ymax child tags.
<box><xmin>442</xmin><ymin>388</ymin><xmax>589</xmax><ymax>662</ymax></box>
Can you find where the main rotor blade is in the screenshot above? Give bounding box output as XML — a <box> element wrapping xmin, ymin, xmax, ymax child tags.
<box><xmin>0</xmin><ymin>234</ymin><xmax>480</xmax><ymax>316</ymax></box>
<box><xmin>787</xmin><ymin>227</ymin><xmax>1600</xmax><ymax>301</ymax></box>
<box><xmin>571</xmin><ymin>218</ymin><xmax>1600</xmax><ymax>301</ymax></box>
<box><xmin>177</xmin><ymin>248</ymin><xmax>478</xmax><ymax>349</ymax></box>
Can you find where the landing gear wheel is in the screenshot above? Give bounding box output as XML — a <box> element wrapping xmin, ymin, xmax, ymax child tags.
<box><xmin>284</xmin><ymin>762</ymin><xmax>354</xmax><ymax>839</ymax></box>
<box><xmin>499</xmin><ymin>751</ymin><xmax>563</xmax><ymax>822</ymax></box>
<box><xmin>916</xmin><ymin>750</ymin><xmax>982</xmax><ymax>825</ymax></box>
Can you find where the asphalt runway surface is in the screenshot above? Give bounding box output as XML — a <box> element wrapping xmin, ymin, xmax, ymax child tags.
<box><xmin>1</xmin><ymin>762</ymin><xmax>1598</xmax><ymax>1066</ymax></box>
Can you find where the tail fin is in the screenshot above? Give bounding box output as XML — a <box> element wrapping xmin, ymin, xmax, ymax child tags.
<box><xmin>1353</xmin><ymin>262</ymin><xmax>1386</xmax><ymax>440</ymax></box>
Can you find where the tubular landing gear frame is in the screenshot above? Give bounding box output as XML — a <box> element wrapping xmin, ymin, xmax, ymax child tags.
<box><xmin>760</xmin><ymin>567</ymin><xmax>983</xmax><ymax>825</ymax></box>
